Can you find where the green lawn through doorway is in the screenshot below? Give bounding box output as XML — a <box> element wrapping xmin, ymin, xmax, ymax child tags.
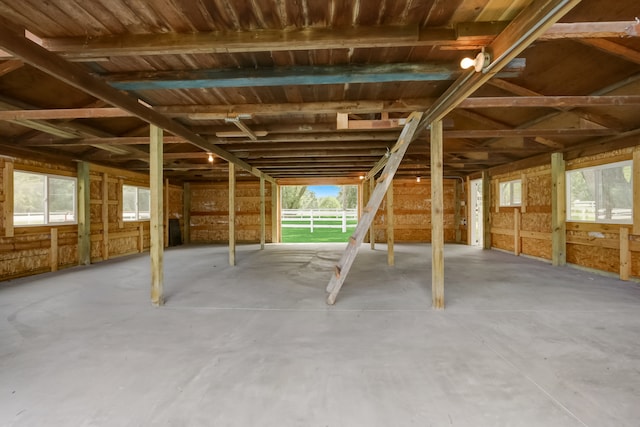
<box><xmin>281</xmin><ymin>225</ymin><xmax>357</xmax><ymax>243</ymax></box>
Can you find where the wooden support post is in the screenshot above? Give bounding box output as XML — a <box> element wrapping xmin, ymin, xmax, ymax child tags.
<box><xmin>101</xmin><ymin>172</ymin><xmax>109</xmax><ymax>261</ymax></box>
<box><xmin>361</xmin><ymin>180</ymin><xmax>369</xmax><ymax>243</ymax></box>
<box><xmin>164</xmin><ymin>178</ymin><xmax>169</xmax><ymax>249</ymax></box>
<box><xmin>326</xmin><ymin>112</ymin><xmax>423</xmax><ymax>305</ymax></box>
<box><xmin>229</xmin><ymin>163</ymin><xmax>236</xmax><ymax>266</ymax></box>
<box><xmin>620</xmin><ymin>227</ymin><xmax>630</xmax><ymax>281</ymax></box>
<box><xmin>77</xmin><ymin>161</ymin><xmax>91</xmax><ymax>265</ymax></box>
<box><xmin>138</xmin><ymin>223</ymin><xmax>144</xmax><ymax>252</ymax></box>
<box><xmin>369</xmin><ymin>177</ymin><xmax>375</xmax><ymax>250</ymax></box>
<box><xmin>466</xmin><ymin>177</ymin><xmax>472</xmax><ymax>246</ymax></box>
<box><xmin>551</xmin><ymin>152</ymin><xmax>566</xmax><ymax>266</ymax></box>
<box><xmin>386</xmin><ymin>180</ymin><xmax>394</xmax><ymax>266</ymax></box>
<box><xmin>271</xmin><ymin>182</ymin><xmax>278</xmax><ymax>243</ymax></box>
<box><xmin>150</xmin><ymin>125</ymin><xmax>164</xmax><ymax>306</ymax></box>
<box><xmin>431</xmin><ymin>119</ymin><xmax>445</xmax><ymax>310</ymax></box>
<box><xmin>482</xmin><ymin>171</ymin><xmax>491</xmax><ymax>250</ymax></box>
<box><xmin>494</xmin><ymin>180</ymin><xmax>500</xmax><ymax>213</ymax></box>
<box><xmin>3</xmin><ymin>160</ymin><xmax>14</xmax><ymax>237</ymax></box>
<box><xmin>260</xmin><ymin>174</ymin><xmax>266</xmax><ymax>250</ymax></box>
<box><xmin>50</xmin><ymin>228</ymin><xmax>58</xmax><ymax>272</ymax></box>
<box><xmin>454</xmin><ymin>179</ymin><xmax>462</xmax><ymax>243</ymax></box>
<box><xmin>183</xmin><ymin>182</ymin><xmax>191</xmax><ymax>244</ymax></box>
<box><xmin>514</xmin><ymin>208</ymin><xmax>521</xmax><ymax>256</ymax></box>
<box><xmin>117</xmin><ymin>178</ymin><xmax>124</xmax><ymax>228</ymax></box>
<box><xmin>521</xmin><ymin>173</ymin><xmax>527</xmax><ymax>213</ymax></box>
<box><xmin>633</xmin><ymin>149</ymin><xmax>640</xmax><ymax>235</ymax></box>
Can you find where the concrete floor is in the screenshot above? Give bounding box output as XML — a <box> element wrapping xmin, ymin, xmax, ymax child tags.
<box><xmin>1</xmin><ymin>243</ymin><xmax>639</xmax><ymax>427</ymax></box>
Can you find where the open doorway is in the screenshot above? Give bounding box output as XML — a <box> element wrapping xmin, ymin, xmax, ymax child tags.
<box><xmin>281</xmin><ymin>185</ymin><xmax>358</xmax><ymax>242</ymax></box>
<box><xmin>470</xmin><ymin>179</ymin><xmax>483</xmax><ymax>247</ymax></box>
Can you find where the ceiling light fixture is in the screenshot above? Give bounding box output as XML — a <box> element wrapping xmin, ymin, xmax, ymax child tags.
<box><xmin>416</xmin><ymin>176</ymin><xmax>421</xmax><ymax>183</ymax></box>
<box><xmin>359</xmin><ymin>175</ymin><xmax>365</xmax><ymax>180</ymax></box>
<box><xmin>207</xmin><ymin>153</ymin><xmax>214</xmax><ymax>163</ymax></box>
<box><xmin>460</xmin><ymin>48</ymin><xmax>491</xmax><ymax>73</ymax></box>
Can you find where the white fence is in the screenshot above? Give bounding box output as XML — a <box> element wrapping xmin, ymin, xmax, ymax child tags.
<box><xmin>281</xmin><ymin>209</ymin><xmax>358</xmax><ymax>232</ymax></box>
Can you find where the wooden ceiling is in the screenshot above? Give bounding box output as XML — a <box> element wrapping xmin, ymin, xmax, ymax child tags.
<box><xmin>0</xmin><ymin>0</ymin><xmax>639</xmax><ymax>182</ymax></box>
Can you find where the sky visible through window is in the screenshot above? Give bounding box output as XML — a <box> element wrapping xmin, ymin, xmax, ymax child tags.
<box><xmin>309</xmin><ymin>185</ymin><xmax>339</xmax><ymax>197</ymax></box>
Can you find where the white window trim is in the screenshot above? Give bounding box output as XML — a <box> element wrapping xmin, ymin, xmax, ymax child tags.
<box><xmin>123</xmin><ymin>184</ymin><xmax>151</xmax><ymax>222</ymax></box>
<box><xmin>499</xmin><ymin>179</ymin><xmax>522</xmax><ymax>207</ymax></box>
<box><xmin>566</xmin><ymin>160</ymin><xmax>632</xmax><ymax>224</ymax></box>
<box><xmin>13</xmin><ymin>170</ymin><xmax>77</xmax><ymax>226</ymax></box>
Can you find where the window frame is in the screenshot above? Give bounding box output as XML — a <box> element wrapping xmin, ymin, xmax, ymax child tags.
<box><xmin>499</xmin><ymin>179</ymin><xmax>522</xmax><ymax>207</ymax></box>
<box><xmin>122</xmin><ymin>184</ymin><xmax>151</xmax><ymax>222</ymax></box>
<box><xmin>566</xmin><ymin>160</ymin><xmax>633</xmax><ymax>224</ymax></box>
<box><xmin>13</xmin><ymin>170</ymin><xmax>77</xmax><ymax>227</ymax></box>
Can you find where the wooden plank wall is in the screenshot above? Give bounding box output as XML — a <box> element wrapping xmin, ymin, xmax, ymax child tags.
<box><xmin>373</xmin><ymin>178</ymin><xmax>465</xmax><ymax>243</ymax></box>
<box><xmin>0</xmin><ymin>157</ymin><xmax>183</xmax><ymax>281</ymax></box>
<box><xmin>189</xmin><ymin>180</ymin><xmax>273</xmax><ymax>243</ymax></box>
<box><xmin>490</xmin><ymin>146</ymin><xmax>640</xmax><ymax>279</ymax></box>
<box><xmin>491</xmin><ymin>165</ymin><xmax>552</xmax><ymax>259</ymax></box>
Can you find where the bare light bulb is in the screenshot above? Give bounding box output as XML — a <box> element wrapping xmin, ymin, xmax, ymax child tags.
<box><xmin>416</xmin><ymin>176</ymin><xmax>421</xmax><ymax>183</ymax></box>
<box><xmin>460</xmin><ymin>57</ymin><xmax>476</xmax><ymax>70</ymax></box>
<box><xmin>359</xmin><ymin>175</ymin><xmax>365</xmax><ymax>180</ymax></box>
<box><xmin>207</xmin><ymin>153</ymin><xmax>214</xmax><ymax>162</ymax></box>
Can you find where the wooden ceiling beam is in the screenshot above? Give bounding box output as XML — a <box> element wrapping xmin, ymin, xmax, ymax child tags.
<box><xmin>0</xmin><ymin>21</ymin><xmax>631</xmax><ymax>61</ymax></box>
<box><xmin>579</xmin><ymin>39</ymin><xmax>640</xmax><ymax>65</ymax></box>
<box><xmin>105</xmin><ymin>61</ymin><xmax>525</xmax><ymax>91</ymax></box>
<box><xmin>0</xmin><ymin>59</ymin><xmax>23</xmax><ymax>77</ymax></box>
<box><xmin>0</xmin><ymin>25</ymin><xmax>275</xmax><ymax>183</ymax></box>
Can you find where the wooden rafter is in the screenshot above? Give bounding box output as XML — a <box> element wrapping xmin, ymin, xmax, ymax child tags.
<box><xmin>105</xmin><ymin>61</ymin><xmax>525</xmax><ymax>91</ymax></box>
<box><xmin>0</xmin><ymin>21</ymin><xmax>633</xmax><ymax>60</ymax></box>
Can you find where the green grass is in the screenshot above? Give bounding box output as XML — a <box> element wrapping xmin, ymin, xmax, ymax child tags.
<box><xmin>282</xmin><ymin>226</ymin><xmax>357</xmax><ymax>243</ymax></box>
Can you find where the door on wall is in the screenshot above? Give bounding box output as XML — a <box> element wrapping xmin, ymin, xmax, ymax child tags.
<box><xmin>470</xmin><ymin>179</ymin><xmax>483</xmax><ymax>247</ymax></box>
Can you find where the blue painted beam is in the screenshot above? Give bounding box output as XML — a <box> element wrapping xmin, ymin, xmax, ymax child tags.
<box><xmin>106</xmin><ymin>60</ymin><xmax>525</xmax><ymax>91</ymax></box>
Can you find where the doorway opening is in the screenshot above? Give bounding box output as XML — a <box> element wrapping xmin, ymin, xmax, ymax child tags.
<box><xmin>470</xmin><ymin>179</ymin><xmax>483</xmax><ymax>247</ymax></box>
<box><xmin>281</xmin><ymin>185</ymin><xmax>358</xmax><ymax>243</ymax></box>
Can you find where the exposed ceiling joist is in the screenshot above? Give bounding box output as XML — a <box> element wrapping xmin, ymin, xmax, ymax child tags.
<box><xmin>0</xmin><ymin>21</ymin><xmax>634</xmax><ymax>60</ymax></box>
<box><xmin>105</xmin><ymin>61</ymin><xmax>525</xmax><ymax>91</ymax></box>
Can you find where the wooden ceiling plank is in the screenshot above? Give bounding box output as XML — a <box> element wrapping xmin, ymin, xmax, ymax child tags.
<box><xmin>0</xmin><ymin>26</ymin><xmax>275</xmax><ymax>183</ymax></box>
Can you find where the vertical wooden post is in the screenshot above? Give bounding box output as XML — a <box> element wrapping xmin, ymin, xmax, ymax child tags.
<box><xmin>514</xmin><ymin>208</ymin><xmax>521</xmax><ymax>256</ymax></box>
<box><xmin>101</xmin><ymin>172</ymin><xmax>109</xmax><ymax>261</ymax></box>
<box><xmin>164</xmin><ymin>178</ymin><xmax>169</xmax><ymax>248</ymax></box>
<box><xmin>454</xmin><ymin>179</ymin><xmax>462</xmax><ymax>243</ymax></box>
<box><xmin>77</xmin><ymin>161</ymin><xmax>91</xmax><ymax>265</ymax></box>
<box><xmin>386</xmin><ymin>180</ymin><xmax>394</xmax><ymax>266</ymax></box>
<box><xmin>620</xmin><ymin>227</ymin><xmax>630</xmax><ymax>280</ymax></box>
<box><xmin>117</xmin><ymin>178</ymin><xmax>124</xmax><ymax>229</ymax></box>
<box><xmin>3</xmin><ymin>160</ymin><xmax>14</xmax><ymax>237</ymax></box>
<box><xmin>633</xmin><ymin>149</ymin><xmax>640</xmax><ymax>235</ymax></box>
<box><xmin>494</xmin><ymin>180</ymin><xmax>500</xmax><ymax>213</ymax></box>
<box><xmin>466</xmin><ymin>177</ymin><xmax>472</xmax><ymax>245</ymax></box>
<box><xmin>362</xmin><ymin>180</ymin><xmax>369</xmax><ymax>243</ymax></box>
<box><xmin>150</xmin><ymin>125</ymin><xmax>164</xmax><ymax>306</ymax></box>
<box><xmin>183</xmin><ymin>182</ymin><xmax>191</xmax><ymax>244</ymax></box>
<box><xmin>482</xmin><ymin>171</ymin><xmax>491</xmax><ymax>250</ymax></box>
<box><xmin>50</xmin><ymin>228</ymin><xmax>58</xmax><ymax>272</ymax></box>
<box><xmin>260</xmin><ymin>175</ymin><xmax>265</xmax><ymax>250</ymax></box>
<box><xmin>271</xmin><ymin>182</ymin><xmax>278</xmax><ymax>243</ymax></box>
<box><xmin>369</xmin><ymin>177</ymin><xmax>375</xmax><ymax>250</ymax></box>
<box><xmin>431</xmin><ymin>119</ymin><xmax>444</xmax><ymax>310</ymax></box>
<box><xmin>229</xmin><ymin>163</ymin><xmax>236</xmax><ymax>266</ymax></box>
<box><xmin>551</xmin><ymin>152</ymin><xmax>566</xmax><ymax>266</ymax></box>
<box><xmin>521</xmin><ymin>173</ymin><xmax>527</xmax><ymax>213</ymax></box>
<box><xmin>138</xmin><ymin>223</ymin><xmax>144</xmax><ymax>252</ymax></box>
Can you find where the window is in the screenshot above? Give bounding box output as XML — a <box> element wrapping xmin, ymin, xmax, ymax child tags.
<box><xmin>123</xmin><ymin>185</ymin><xmax>150</xmax><ymax>221</ymax></box>
<box><xmin>499</xmin><ymin>179</ymin><xmax>522</xmax><ymax>207</ymax></box>
<box><xmin>567</xmin><ymin>160</ymin><xmax>632</xmax><ymax>223</ymax></box>
<box><xmin>13</xmin><ymin>171</ymin><xmax>77</xmax><ymax>226</ymax></box>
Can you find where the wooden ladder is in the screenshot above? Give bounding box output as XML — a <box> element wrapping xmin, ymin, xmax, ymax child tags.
<box><xmin>326</xmin><ymin>111</ymin><xmax>424</xmax><ymax>304</ymax></box>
